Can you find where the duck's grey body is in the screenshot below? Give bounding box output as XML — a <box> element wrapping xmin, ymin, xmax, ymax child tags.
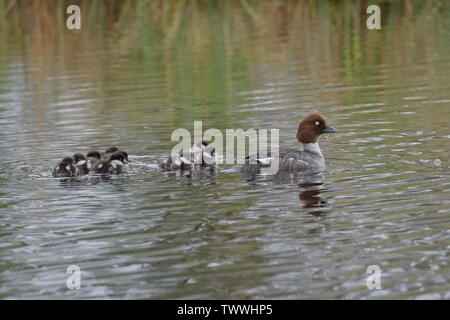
<box><xmin>241</xmin><ymin>143</ymin><xmax>326</xmax><ymax>176</ymax></box>
<box><xmin>240</xmin><ymin>114</ymin><xmax>338</xmax><ymax>177</ymax></box>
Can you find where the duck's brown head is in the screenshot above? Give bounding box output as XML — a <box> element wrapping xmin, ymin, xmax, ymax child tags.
<box><xmin>296</xmin><ymin>114</ymin><xmax>338</xmax><ymax>144</ymax></box>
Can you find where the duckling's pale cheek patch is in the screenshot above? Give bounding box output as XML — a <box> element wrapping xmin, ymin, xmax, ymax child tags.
<box><xmin>65</xmin><ymin>165</ymin><xmax>71</xmax><ymax>171</ymax></box>
<box><xmin>179</xmin><ymin>157</ymin><xmax>191</xmax><ymax>165</ymax></box>
<box><xmin>256</xmin><ymin>157</ymin><xmax>273</xmax><ymax>166</ymax></box>
<box><xmin>76</xmin><ymin>160</ymin><xmax>86</xmax><ymax>166</ymax></box>
<box><xmin>172</xmin><ymin>157</ymin><xmax>182</xmax><ymax>167</ymax></box>
<box><xmin>203</xmin><ymin>152</ymin><xmax>215</xmax><ymax>165</ymax></box>
<box><xmin>111</xmin><ymin>160</ymin><xmax>123</xmax><ymax>169</ymax></box>
<box><xmin>194</xmin><ymin>153</ymin><xmax>203</xmax><ymax>164</ymax></box>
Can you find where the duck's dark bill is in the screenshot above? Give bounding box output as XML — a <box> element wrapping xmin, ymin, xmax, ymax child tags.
<box><xmin>322</xmin><ymin>125</ymin><xmax>338</xmax><ymax>133</ymax></box>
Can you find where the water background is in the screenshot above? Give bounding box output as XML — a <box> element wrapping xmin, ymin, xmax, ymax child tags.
<box><xmin>0</xmin><ymin>1</ymin><xmax>449</xmax><ymax>299</ymax></box>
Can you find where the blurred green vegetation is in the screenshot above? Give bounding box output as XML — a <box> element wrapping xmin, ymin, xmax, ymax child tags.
<box><xmin>0</xmin><ymin>0</ymin><xmax>449</xmax><ymax>129</ymax></box>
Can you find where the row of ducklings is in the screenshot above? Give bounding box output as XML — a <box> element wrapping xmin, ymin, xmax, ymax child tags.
<box><xmin>53</xmin><ymin>141</ymin><xmax>212</xmax><ymax>177</ymax></box>
<box><xmin>159</xmin><ymin>141</ymin><xmax>217</xmax><ymax>171</ymax></box>
<box><xmin>52</xmin><ymin>147</ymin><xmax>129</xmax><ymax>177</ymax></box>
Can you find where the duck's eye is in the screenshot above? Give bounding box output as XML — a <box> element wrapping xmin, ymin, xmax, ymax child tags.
<box><xmin>315</xmin><ymin>121</ymin><xmax>320</xmax><ymax>126</ymax></box>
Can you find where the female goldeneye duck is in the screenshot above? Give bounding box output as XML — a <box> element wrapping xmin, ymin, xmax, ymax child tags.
<box><xmin>159</xmin><ymin>140</ymin><xmax>216</xmax><ymax>171</ymax></box>
<box><xmin>242</xmin><ymin>114</ymin><xmax>338</xmax><ymax>175</ymax></box>
<box><xmin>91</xmin><ymin>151</ymin><xmax>127</xmax><ymax>174</ymax></box>
<box><xmin>72</xmin><ymin>153</ymin><xmax>89</xmax><ymax>174</ymax></box>
<box><xmin>86</xmin><ymin>150</ymin><xmax>102</xmax><ymax>170</ymax></box>
<box><xmin>52</xmin><ymin>156</ymin><xmax>78</xmax><ymax>177</ymax></box>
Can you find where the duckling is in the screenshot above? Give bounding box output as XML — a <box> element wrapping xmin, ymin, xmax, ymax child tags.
<box><xmin>194</xmin><ymin>140</ymin><xmax>216</xmax><ymax>166</ymax></box>
<box><xmin>101</xmin><ymin>147</ymin><xmax>129</xmax><ymax>163</ymax></box>
<box><xmin>159</xmin><ymin>153</ymin><xmax>193</xmax><ymax>171</ymax></box>
<box><xmin>91</xmin><ymin>151</ymin><xmax>127</xmax><ymax>174</ymax></box>
<box><xmin>86</xmin><ymin>150</ymin><xmax>102</xmax><ymax>170</ymax></box>
<box><xmin>160</xmin><ymin>141</ymin><xmax>216</xmax><ymax>171</ymax></box>
<box><xmin>184</xmin><ymin>140</ymin><xmax>217</xmax><ymax>166</ymax></box>
<box><xmin>72</xmin><ymin>153</ymin><xmax>89</xmax><ymax>174</ymax></box>
<box><xmin>107</xmin><ymin>151</ymin><xmax>128</xmax><ymax>173</ymax></box>
<box><xmin>52</xmin><ymin>157</ymin><xmax>78</xmax><ymax>177</ymax></box>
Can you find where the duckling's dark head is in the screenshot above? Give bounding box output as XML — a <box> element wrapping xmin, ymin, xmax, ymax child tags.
<box><xmin>87</xmin><ymin>150</ymin><xmax>102</xmax><ymax>160</ymax></box>
<box><xmin>72</xmin><ymin>153</ymin><xmax>86</xmax><ymax>163</ymax></box>
<box><xmin>109</xmin><ymin>151</ymin><xmax>126</xmax><ymax>164</ymax></box>
<box><xmin>61</xmin><ymin>156</ymin><xmax>74</xmax><ymax>164</ymax></box>
<box><xmin>120</xmin><ymin>151</ymin><xmax>129</xmax><ymax>163</ymax></box>
<box><xmin>105</xmin><ymin>146</ymin><xmax>119</xmax><ymax>154</ymax></box>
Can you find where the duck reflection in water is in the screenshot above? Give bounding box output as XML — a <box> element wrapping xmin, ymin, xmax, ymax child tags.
<box><xmin>244</xmin><ymin>170</ymin><xmax>329</xmax><ymax>216</ymax></box>
<box><xmin>164</xmin><ymin>166</ymin><xmax>219</xmax><ymax>187</ymax></box>
<box><xmin>269</xmin><ymin>171</ymin><xmax>329</xmax><ymax>216</ymax></box>
<box><xmin>298</xmin><ymin>182</ymin><xmax>327</xmax><ymax>216</ymax></box>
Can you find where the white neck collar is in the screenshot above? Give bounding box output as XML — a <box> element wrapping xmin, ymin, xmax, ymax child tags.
<box><xmin>301</xmin><ymin>142</ymin><xmax>323</xmax><ymax>156</ymax></box>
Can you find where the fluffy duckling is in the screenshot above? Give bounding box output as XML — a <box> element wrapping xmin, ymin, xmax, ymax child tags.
<box><xmin>192</xmin><ymin>140</ymin><xmax>216</xmax><ymax>166</ymax></box>
<box><xmin>52</xmin><ymin>157</ymin><xmax>78</xmax><ymax>177</ymax></box>
<box><xmin>101</xmin><ymin>147</ymin><xmax>129</xmax><ymax>163</ymax></box>
<box><xmin>108</xmin><ymin>151</ymin><xmax>128</xmax><ymax>173</ymax></box>
<box><xmin>160</xmin><ymin>140</ymin><xmax>216</xmax><ymax>171</ymax></box>
<box><xmin>72</xmin><ymin>153</ymin><xmax>89</xmax><ymax>174</ymax></box>
<box><xmin>159</xmin><ymin>153</ymin><xmax>193</xmax><ymax>171</ymax></box>
<box><xmin>91</xmin><ymin>151</ymin><xmax>127</xmax><ymax>174</ymax></box>
<box><xmin>86</xmin><ymin>150</ymin><xmax>102</xmax><ymax>170</ymax></box>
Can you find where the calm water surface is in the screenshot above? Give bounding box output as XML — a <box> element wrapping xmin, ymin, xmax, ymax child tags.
<box><xmin>0</xmin><ymin>4</ymin><xmax>449</xmax><ymax>299</ymax></box>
